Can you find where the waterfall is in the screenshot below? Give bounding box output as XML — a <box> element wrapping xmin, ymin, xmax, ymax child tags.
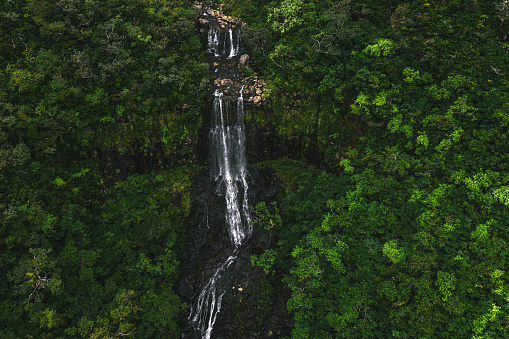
<box><xmin>188</xmin><ymin>254</ymin><xmax>237</xmax><ymax>339</ymax></box>
<box><xmin>207</xmin><ymin>25</ymin><xmax>242</xmax><ymax>59</ymax></box>
<box><xmin>210</xmin><ymin>88</ymin><xmax>251</xmax><ymax>246</ymax></box>
<box><xmin>207</xmin><ymin>27</ymin><xmax>221</xmax><ymax>58</ymax></box>
<box><xmin>188</xmin><ymin>22</ymin><xmax>250</xmax><ymax>338</ymax></box>
<box><xmin>227</xmin><ymin>26</ymin><xmax>242</xmax><ymax>59</ymax></box>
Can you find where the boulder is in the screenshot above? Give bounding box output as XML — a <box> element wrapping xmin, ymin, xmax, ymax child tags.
<box><xmin>239</xmin><ymin>54</ymin><xmax>249</xmax><ymax>66</ymax></box>
<box><xmin>221</xmin><ymin>79</ymin><xmax>233</xmax><ymax>86</ymax></box>
<box><xmin>214</xmin><ymin>79</ymin><xmax>233</xmax><ymax>86</ymax></box>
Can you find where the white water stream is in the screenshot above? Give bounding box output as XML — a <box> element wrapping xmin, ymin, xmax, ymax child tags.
<box><xmin>188</xmin><ymin>22</ymin><xmax>249</xmax><ymax>338</ymax></box>
<box><xmin>188</xmin><ymin>254</ymin><xmax>236</xmax><ymax>338</ymax></box>
<box><xmin>207</xmin><ymin>26</ymin><xmax>242</xmax><ymax>59</ymax></box>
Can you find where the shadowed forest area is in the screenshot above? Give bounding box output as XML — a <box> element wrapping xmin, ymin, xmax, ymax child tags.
<box><xmin>1</xmin><ymin>0</ymin><xmax>509</xmax><ymax>338</ymax></box>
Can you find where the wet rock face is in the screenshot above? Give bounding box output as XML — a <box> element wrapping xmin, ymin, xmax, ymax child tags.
<box><xmin>212</xmin><ymin>167</ymin><xmax>292</xmax><ymax>339</ymax></box>
<box><xmin>178</xmin><ymin>167</ymin><xmax>291</xmax><ymax>338</ymax></box>
<box><xmin>98</xmin><ymin>140</ymin><xmax>193</xmax><ymax>186</ymax></box>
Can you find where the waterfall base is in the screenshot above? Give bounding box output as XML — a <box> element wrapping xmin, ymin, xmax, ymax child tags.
<box><xmin>177</xmin><ymin>167</ymin><xmax>291</xmax><ymax>338</ymax></box>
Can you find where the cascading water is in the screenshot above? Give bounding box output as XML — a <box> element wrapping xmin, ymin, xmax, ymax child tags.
<box><xmin>206</xmin><ymin>25</ymin><xmax>242</xmax><ymax>59</ymax></box>
<box><xmin>227</xmin><ymin>27</ymin><xmax>242</xmax><ymax>59</ymax></box>
<box><xmin>210</xmin><ymin>88</ymin><xmax>251</xmax><ymax>246</ymax></box>
<box><xmin>188</xmin><ymin>254</ymin><xmax>236</xmax><ymax>339</ymax></box>
<box><xmin>206</xmin><ymin>27</ymin><xmax>222</xmax><ymax>58</ymax></box>
<box><xmin>187</xmin><ymin>22</ymin><xmax>250</xmax><ymax>338</ymax></box>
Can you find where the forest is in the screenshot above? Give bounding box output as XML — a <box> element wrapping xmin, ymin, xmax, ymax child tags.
<box><xmin>1</xmin><ymin>0</ymin><xmax>509</xmax><ymax>338</ymax></box>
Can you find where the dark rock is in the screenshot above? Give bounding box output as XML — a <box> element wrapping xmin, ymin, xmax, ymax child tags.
<box><xmin>178</xmin><ymin>166</ymin><xmax>292</xmax><ymax>338</ymax></box>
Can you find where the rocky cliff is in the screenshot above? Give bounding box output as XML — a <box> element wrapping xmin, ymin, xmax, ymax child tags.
<box><xmin>177</xmin><ymin>3</ymin><xmax>292</xmax><ymax>338</ymax></box>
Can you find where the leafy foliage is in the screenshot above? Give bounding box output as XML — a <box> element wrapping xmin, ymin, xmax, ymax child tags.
<box><xmin>2</xmin><ymin>0</ymin><xmax>509</xmax><ymax>337</ymax></box>
<box><xmin>232</xmin><ymin>0</ymin><xmax>509</xmax><ymax>336</ymax></box>
<box><xmin>1</xmin><ymin>169</ymin><xmax>192</xmax><ymax>337</ymax></box>
<box><xmin>0</xmin><ymin>0</ymin><xmax>202</xmax><ymax>336</ymax></box>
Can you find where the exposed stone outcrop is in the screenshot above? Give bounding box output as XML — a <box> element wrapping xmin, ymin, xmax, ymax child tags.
<box><xmin>194</xmin><ymin>2</ymin><xmax>241</xmax><ymax>27</ymax></box>
<box><xmin>194</xmin><ymin>1</ymin><xmax>266</xmax><ymax>107</ymax></box>
<box><xmin>214</xmin><ymin>78</ymin><xmax>234</xmax><ymax>87</ymax></box>
<box><xmin>239</xmin><ymin>53</ymin><xmax>249</xmax><ymax>66</ymax></box>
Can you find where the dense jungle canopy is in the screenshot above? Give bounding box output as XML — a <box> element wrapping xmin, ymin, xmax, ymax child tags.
<box><xmin>1</xmin><ymin>0</ymin><xmax>509</xmax><ymax>338</ymax></box>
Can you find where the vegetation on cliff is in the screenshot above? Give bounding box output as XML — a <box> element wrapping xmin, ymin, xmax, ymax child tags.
<box><xmin>229</xmin><ymin>0</ymin><xmax>509</xmax><ymax>337</ymax></box>
<box><xmin>0</xmin><ymin>0</ymin><xmax>204</xmax><ymax>337</ymax></box>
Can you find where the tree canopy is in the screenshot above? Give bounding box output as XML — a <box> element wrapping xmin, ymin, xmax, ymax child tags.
<box><xmin>1</xmin><ymin>0</ymin><xmax>204</xmax><ymax>337</ymax></box>
<box><xmin>233</xmin><ymin>0</ymin><xmax>509</xmax><ymax>337</ymax></box>
<box><xmin>1</xmin><ymin>0</ymin><xmax>509</xmax><ymax>337</ymax></box>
